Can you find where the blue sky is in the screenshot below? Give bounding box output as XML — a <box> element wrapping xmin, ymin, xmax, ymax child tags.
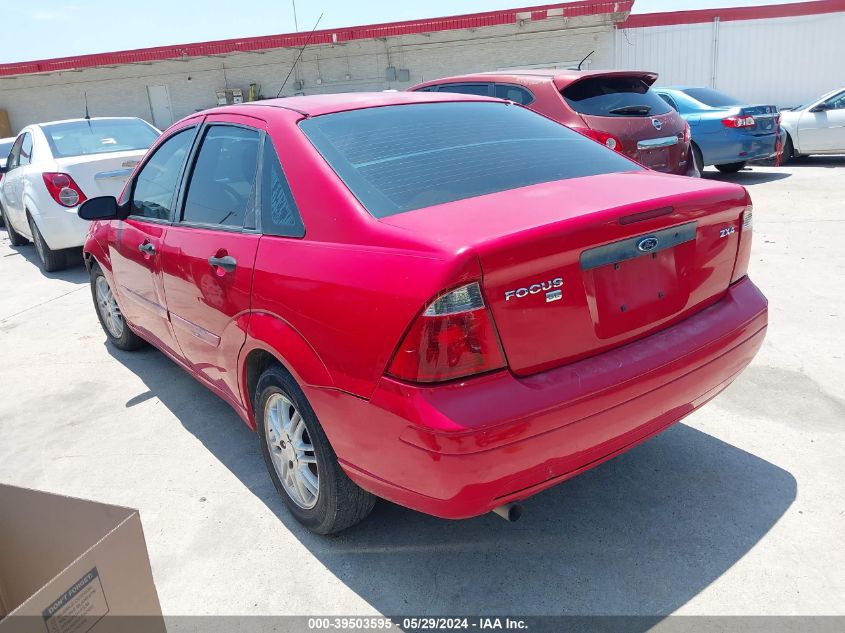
<box><xmin>1</xmin><ymin>0</ymin><xmax>812</xmax><ymax>64</ymax></box>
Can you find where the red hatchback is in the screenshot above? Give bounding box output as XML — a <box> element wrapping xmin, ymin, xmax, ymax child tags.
<box><xmin>411</xmin><ymin>70</ymin><xmax>697</xmax><ymax>176</ymax></box>
<box><xmin>78</xmin><ymin>92</ymin><xmax>765</xmax><ymax>534</ymax></box>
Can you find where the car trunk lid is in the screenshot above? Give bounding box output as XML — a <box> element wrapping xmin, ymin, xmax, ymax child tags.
<box><xmin>53</xmin><ymin>149</ymin><xmax>147</xmax><ymax>199</ymax></box>
<box><xmin>382</xmin><ymin>171</ymin><xmax>750</xmax><ymax>376</ymax></box>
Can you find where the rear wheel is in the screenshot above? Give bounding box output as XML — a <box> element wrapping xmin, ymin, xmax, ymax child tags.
<box><xmin>714</xmin><ymin>161</ymin><xmax>746</xmax><ymax>174</ymax></box>
<box><xmin>90</xmin><ymin>263</ymin><xmax>146</xmax><ymax>351</ymax></box>
<box><xmin>1</xmin><ymin>205</ymin><xmax>29</xmax><ymax>246</ymax></box>
<box><xmin>256</xmin><ymin>364</ymin><xmax>376</xmax><ymax>534</ymax></box>
<box><xmin>28</xmin><ymin>215</ymin><xmax>66</xmax><ymax>272</ymax></box>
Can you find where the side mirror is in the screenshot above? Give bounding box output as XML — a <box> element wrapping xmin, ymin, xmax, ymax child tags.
<box><xmin>0</xmin><ymin>164</ymin><xmax>7</xmax><ymax>175</ymax></box>
<box><xmin>809</xmin><ymin>103</ymin><xmax>829</xmax><ymax>113</ymax></box>
<box><xmin>78</xmin><ymin>196</ymin><xmax>120</xmax><ymax>221</ymax></box>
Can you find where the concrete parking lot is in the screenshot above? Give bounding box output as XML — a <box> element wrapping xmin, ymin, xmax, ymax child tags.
<box><xmin>1</xmin><ymin>158</ymin><xmax>843</xmax><ymax>617</ymax></box>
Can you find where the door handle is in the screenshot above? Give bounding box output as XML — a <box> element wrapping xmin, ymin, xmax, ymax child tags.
<box><xmin>208</xmin><ymin>254</ymin><xmax>237</xmax><ymax>272</ymax></box>
<box><xmin>138</xmin><ymin>242</ymin><xmax>155</xmax><ymax>254</ymax></box>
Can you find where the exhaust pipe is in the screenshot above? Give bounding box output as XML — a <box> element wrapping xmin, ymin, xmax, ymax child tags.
<box><xmin>492</xmin><ymin>502</ymin><xmax>523</xmax><ymax>522</ymax></box>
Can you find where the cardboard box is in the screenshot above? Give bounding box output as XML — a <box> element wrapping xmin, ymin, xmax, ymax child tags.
<box><xmin>0</xmin><ymin>485</ymin><xmax>165</xmax><ymax>633</ymax></box>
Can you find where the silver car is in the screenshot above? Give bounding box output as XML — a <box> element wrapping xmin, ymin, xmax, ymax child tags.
<box><xmin>780</xmin><ymin>87</ymin><xmax>845</xmax><ymax>162</ymax></box>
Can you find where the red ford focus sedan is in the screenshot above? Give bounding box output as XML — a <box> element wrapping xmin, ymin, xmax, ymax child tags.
<box><xmin>78</xmin><ymin>91</ymin><xmax>766</xmax><ymax>534</ymax></box>
<box><xmin>411</xmin><ymin>70</ymin><xmax>697</xmax><ymax>176</ymax></box>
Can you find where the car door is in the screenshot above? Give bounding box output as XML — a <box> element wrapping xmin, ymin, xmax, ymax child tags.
<box><xmin>797</xmin><ymin>91</ymin><xmax>845</xmax><ymax>153</ymax></box>
<box><xmin>1</xmin><ymin>133</ymin><xmax>32</xmax><ymax>231</ymax></box>
<box><xmin>159</xmin><ymin>116</ymin><xmax>263</xmax><ymax>404</ymax></box>
<box><xmin>109</xmin><ymin>124</ymin><xmax>198</xmax><ymax>354</ymax></box>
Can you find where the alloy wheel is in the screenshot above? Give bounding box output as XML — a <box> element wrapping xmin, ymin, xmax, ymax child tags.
<box><xmin>95</xmin><ymin>276</ymin><xmax>125</xmax><ymax>339</ymax></box>
<box><xmin>264</xmin><ymin>393</ymin><xmax>319</xmax><ymax>509</ymax></box>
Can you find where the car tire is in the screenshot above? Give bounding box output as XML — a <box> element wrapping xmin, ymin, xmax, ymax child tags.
<box><xmin>781</xmin><ymin>133</ymin><xmax>795</xmax><ymax>164</ymax></box>
<box><xmin>691</xmin><ymin>142</ymin><xmax>704</xmax><ymax>175</ymax></box>
<box><xmin>28</xmin><ymin>214</ymin><xmax>67</xmax><ymax>272</ymax></box>
<box><xmin>90</xmin><ymin>262</ymin><xmax>147</xmax><ymax>351</ymax></box>
<box><xmin>1</xmin><ymin>205</ymin><xmax>29</xmax><ymax>246</ymax></box>
<box><xmin>714</xmin><ymin>161</ymin><xmax>747</xmax><ymax>174</ymax></box>
<box><xmin>256</xmin><ymin>364</ymin><xmax>376</xmax><ymax>535</ymax></box>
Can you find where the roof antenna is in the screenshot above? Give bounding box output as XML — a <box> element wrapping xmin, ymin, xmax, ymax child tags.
<box><xmin>276</xmin><ymin>12</ymin><xmax>324</xmax><ymax>98</ymax></box>
<box><xmin>577</xmin><ymin>50</ymin><xmax>594</xmax><ymax>71</ymax></box>
<box><xmin>83</xmin><ymin>91</ymin><xmax>91</xmax><ymax>119</ymax></box>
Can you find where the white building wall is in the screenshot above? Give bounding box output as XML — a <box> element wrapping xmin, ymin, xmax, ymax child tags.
<box><xmin>0</xmin><ymin>14</ymin><xmax>620</xmax><ymax>133</ymax></box>
<box><xmin>616</xmin><ymin>11</ymin><xmax>845</xmax><ymax>107</ymax></box>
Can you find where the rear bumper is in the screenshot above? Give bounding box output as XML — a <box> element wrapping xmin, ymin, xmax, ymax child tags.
<box><xmin>308</xmin><ymin>277</ymin><xmax>767</xmax><ymax>519</ymax></box>
<box><xmin>33</xmin><ymin>200</ymin><xmax>89</xmax><ymax>250</ymax></box>
<box><xmin>699</xmin><ymin>130</ymin><xmax>779</xmax><ymax>165</ymax></box>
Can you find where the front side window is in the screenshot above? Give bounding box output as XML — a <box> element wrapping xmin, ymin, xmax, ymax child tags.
<box><xmin>42</xmin><ymin>118</ymin><xmax>159</xmax><ymax>159</ymax></box>
<box><xmin>822</xmin><ymin>91</ymin><xmax>845</xmax><ymax>110</ymax></box>
<box><xmin>563</xmin><ymin>76</ymin><xmax>673</xmax><ymax>117</ymax></box>
<box><xmin>19</xmin><ymin>133</ymin><xmax>33</xmax><ymax>167</ymax></box>
<box><xmin>261</xmin><ymin>139</ymin><xmax>304</xmax><ymax>237</ymax></box>
<box><xmin>131</xmin><ymin>128</ymin><xmax>195</xmax><ymax>220</ymax></box>
<box><xmin>182</xmin><ymin>126</ymin><xmax>260</xmax><ymax>228</ymax></box>
<box><xmin>300</xmin><ymin>102</ymin><xmax>640</xmax><ymax>218</ymax></box>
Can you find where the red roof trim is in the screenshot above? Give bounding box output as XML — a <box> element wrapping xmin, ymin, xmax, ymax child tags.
<box><xmin>0</xmin><ymin>1</ymin><xmax>632</xmax><ymax>78</ymax></box>
<box><xmin>622</xmin><ymin>0</ymin><xmax>845</xmax><ymax>29</ymax></box>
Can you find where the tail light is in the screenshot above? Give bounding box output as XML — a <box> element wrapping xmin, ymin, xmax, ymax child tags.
<box><xmin>387</xmin><ymin>282</ymin><xmax>506</xmax><ymax>382</ymax></box>
<box><xmin>722</xmin><ymin>115</ymin><xmax>756</xmax><ymax>129</ymax></box>
<box><xmin>577</xmin><ymin>128</ymin><xmax>623</xmax><ymax>152</ymax></box>
<box><xmin>682</xmin><ymin>121</ymin><xmax>691</xmax><ymax>144</ymax></box>
<box><xmin>731</xmin><ymin>205</ymin><xmax>753</xmax><ymax>283</ymax></box>
<box><xmin>42</xmin><ymin>173</ymin><xmax>87</xmax><ymax>208</ymax></box>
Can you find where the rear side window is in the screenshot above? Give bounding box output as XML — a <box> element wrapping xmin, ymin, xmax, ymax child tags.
<box><xmin>495</xmin><ymin>84</ymin><xmax>535</xmax><ymax>105</ymax></box>
<box><xmin>681</xmin><ymin>88</ymin><xmax>742</xmax><ymax>107</ymax></box>
<box><xmin>300</xmin><ymin>102</ymin><xmax>640</xmax><ymax>218</ymax></box>
<box><xmin>42</xmin><ymin>119</ymin><xmax>159</xmax><ymax>159</ymax></box>
<box><xmin>182</xmin><ymin>126</ymin><xmax>260</xmax><ymax>228</ymax></box>
<box><xmin>434</xmin><ymin>83</ymin><xmax>491</xmax><ymax>97</ymax></box>
<box><xmin>657</xmin><ymin>93</ymin><xmax>679</xmax><ymax>111</ymax></box>
<box><xmin>131</xmin><ymin>128</ymin><xmax>195</xmax><ymax>220</ymax></box>
<box><xmin>563</xmin><ymin>76</ymin><xmax>672</xmax><ymax>117</ymax></box>
<box><xmin>261</xmin><ymin>139</ymin><xmax>304</xmax><ymax>237</ymax></box>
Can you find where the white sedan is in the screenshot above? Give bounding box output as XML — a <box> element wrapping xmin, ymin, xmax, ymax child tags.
<box><xmin>0</xmin><ymin>117</ymin><xmax>159</xmax><ymax>271</ymax></box>
<box><xmin>780</xmin><ymin>87</ymin><xmax>845</xmax><ymax>162</ymax></box>
<box><xmin>0</xmin><ymin>136</ymin><xmax>15</xmax><ymax>226</ymax></box>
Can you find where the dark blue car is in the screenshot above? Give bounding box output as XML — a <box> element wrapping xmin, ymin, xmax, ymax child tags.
<box><xmin>654</xmin><ymin>87</ymin><xmax>780</xmax><ymax>173</ymax></box>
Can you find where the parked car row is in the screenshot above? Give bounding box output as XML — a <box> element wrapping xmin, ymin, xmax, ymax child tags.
<box><xmin>0</xmin><ymin>70</ymin><xmax>838</xmax><ymax>535</ymax></box>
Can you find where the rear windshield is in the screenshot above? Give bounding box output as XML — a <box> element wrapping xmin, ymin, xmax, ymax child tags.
<box><xmin>41</xmin><ymin>119</ymin><xmax>159</xmax><ymax>159</ymax></box>
<box><xmin>299</xmin><ymin>102</ymin><xmax>640</xmax><ymax>218</ymax></box>
<box><xmin>562</xmin><ymin>76</ymin><xmax>672</xmax><ymax>117</ymax></box>
<box><xmin>0</xmin><ymin>140</ymin><xmax>13</xmax><ymax>163</ymax></box>
<box><xmin>681</xmin><ymin>88</ymin><xmax>743</xmax><ymax>107</ymax></box>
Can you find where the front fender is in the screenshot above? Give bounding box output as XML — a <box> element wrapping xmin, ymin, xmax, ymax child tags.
<box><xmin>82</xmin><ymin>222</ymin><xmax>113</xmax><ymax>273</ymax></box>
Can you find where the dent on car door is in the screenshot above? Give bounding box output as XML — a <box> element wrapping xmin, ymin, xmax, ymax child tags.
<box><xmin>110</xmin><ymin>126</ymin><xmax>197</xmax><ymax>353</ymax></box>
<box><xmin>159</xmin><ymin>120</ymin><xmax>262</xmax><ymax>405</ymax></box>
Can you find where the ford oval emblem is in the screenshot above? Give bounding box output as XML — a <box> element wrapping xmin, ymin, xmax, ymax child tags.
<box><xmin>637</xmin><ymin>236</ymin><xmax>660</xmax><ymax>252</ymax></box>
<box><xmin>651</xmin><ymin>118</ymin><xmax>662</xmax><ymax>131</ymax></box>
